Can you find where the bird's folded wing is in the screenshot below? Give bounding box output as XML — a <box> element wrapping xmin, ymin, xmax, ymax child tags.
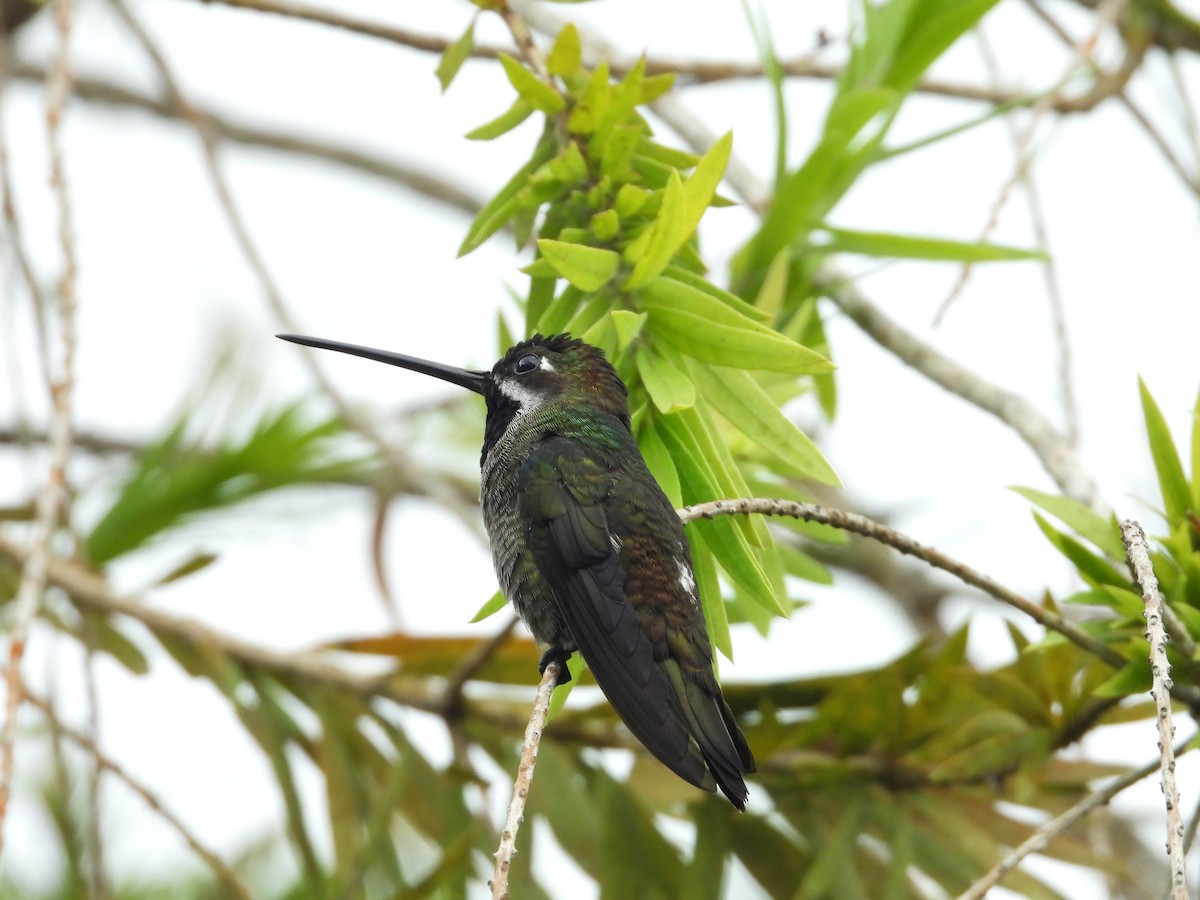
<box><xmin>518</xmin><ymin>439</ymin><xmax>713</xmax><ymax>791</ymax></box>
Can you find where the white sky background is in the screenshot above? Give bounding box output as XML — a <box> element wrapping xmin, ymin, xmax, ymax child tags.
<box><xmin>2</xmin><ymin>0</ymin><xmax>1200</xmax><ymax>896</ymax></box>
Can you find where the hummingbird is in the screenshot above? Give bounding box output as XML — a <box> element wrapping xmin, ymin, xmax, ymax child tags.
<box><xmin>278</xmin><ymin>332</ymin><xmax>755</xmax><ymax>809</ymax></box>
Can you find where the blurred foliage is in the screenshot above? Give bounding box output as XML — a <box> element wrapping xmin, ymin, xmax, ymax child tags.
<box><xmin>1</xmin><ymin>0</ymin><xmax>1194</xmax><ymax>898</ymax></box>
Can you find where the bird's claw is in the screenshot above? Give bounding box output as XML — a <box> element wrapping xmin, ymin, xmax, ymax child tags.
<box><xmin>538</xmin><ymin>647</ymin><xmax>573</xmax><ymax>686</ymax></box>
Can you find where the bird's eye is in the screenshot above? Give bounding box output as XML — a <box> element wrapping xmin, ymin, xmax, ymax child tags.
<box><xmin>514</xmin><ymin>353</ymin><xmax>541</xmax><ymax>374</ymax></box>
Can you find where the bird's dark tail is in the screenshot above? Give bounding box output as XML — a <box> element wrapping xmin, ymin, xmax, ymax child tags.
<box><xmin>667</xmin><ymin>662</ymin><xmax>756</xmax><ymax>810</ymax></box>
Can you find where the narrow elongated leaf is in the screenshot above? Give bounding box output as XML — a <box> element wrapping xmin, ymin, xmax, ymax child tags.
<box><xmin>536</xmin><ymin>239</ymin><xmax>620</xmax><ymax>291</ymax></box>
<box><xmin>657</xmin><ymin>415</ymin><xmax>783</xmax><ymax>616</ymax></box>
<box><xmin>691</xmin><ymin>362</ymin><xmax>838</xmax><ymax>485</ymax></box>
<box><xmin>1192</xmin><ymin>384</ymin><xmax>1200</xmax><ymax>511</ymax></box>
<box><xmin>639</xmin><ymin>418</ymin><xmax>682</xmax><ymax>508</ymax></box>
<box><xmin>435</xmin><ymin>19</ymin><xmax>475</xmax><ymax>92</ymax></box>
<box><xmin>1011</xmin><ymin>486</ymin><xmax>1124</xmax><ymax>558</ymax></box>
<box><xmin>459</xmin><ymin>135</ymin><xmax>555</xmax><ymax>254</ymax></box>
<box><xmin>624</xmin><ymin>169</ymin><xmax>688</xmax><ymax>289</ymax></box>
<box><xmin>465</xmin><ymin>97</ymin><xmax>534</xmax><ymax>140</ymax></box>
<box><xmin>498</xmin><ymin>53</ymin><xmax>564</xmax><ymax>113</ymax></box>
<box><xmin>639</xmin><ymin>275</ymin><xmax>832</xmax><ymax>374</ymax></box>
<box><xmin>546</xmin><ymin>23</ymin><xmax>581</xmax><ymax>76</ymax></box>
<box><xmin>1032</xmin><ymin>513</ymin><xmax>1128</xmax><ymax>588</ymax></box>
<box><xmin>1141</xmin><ymin>378</ymin><xmax>1192</xmax><ymax>526</ymax></box>
<box><xmin>688</xmin><ymin>527</ymin><xmax>733</xmax><ymax>660</ymax></box>
<box><xmin>821</xmin><ymin>226</ymin><xmax>1046</xmax><ymax>262</ymax></box>
<box><xmin>679</xmin><ymin>131</ymin><xmax>732</xmax><ymax>236</ymax></box>
<box><xmin>637</xmin><ymin>343</ymin><xmax>695</xmax><ymax>413</ymax></box>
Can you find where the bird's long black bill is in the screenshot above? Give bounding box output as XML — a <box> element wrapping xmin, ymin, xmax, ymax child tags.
<box><xmin>278</xmin><ymin>334</ymin><xmax>487</xmax><ymax>395</ymax></box>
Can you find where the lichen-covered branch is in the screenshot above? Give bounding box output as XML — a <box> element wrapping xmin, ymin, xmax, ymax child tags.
<box><xmin>679</xmin><ymin>498</ymin><xmax>1123</xmax><ymax>667</ymax></box>
<box><xmin>1121</xmin><ymin>519</ymin><xmax>1188</xmax><ymax>899</ymax></box>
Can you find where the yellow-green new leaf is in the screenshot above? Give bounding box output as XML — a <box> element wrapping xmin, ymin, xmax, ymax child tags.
<box><xmin>681</xmin><ymin>131</ymin><xmax>732</xmax><ymax>235</ymax></box>
<box><xmin>637</xmin><ymin>344</ymin><xmax>695</xmax><ymax>414</ymax></box>
<box><xmin>1140</xmin><ymin>378</ymin><xmax>1191</xmax><ymax>527</ymax></box>
<box><xmin>547</xmin><ymin>23</ymin><xmax>581</xmax><ymax>77</ymax></box>
<box><xmin>498</xmin><ymin>53</ymin><xmax>565</xmax><ymax>114</ymax></box>
<box><xmin>465</xmin><ymin>98</ymin><xmax>534</xmax><ymax>140</ymax></box>
<box><xmin>624</xmin><ymin>170</ymin><xmax>688</xmax><ymax>289</ymax></box>
<box><xmin>435</xmin><ymin>19</ymin><xmax>475</xmax><ymax>92</ymax></box>
<box><xmin>537</xmin><ymin>239</ymin><xmax>621</xmax><ymax>292</ymax></box>
<box><xmin>692</xmin><ymin>363</ymin><xmax>839</xmax><ymax>485</ymax></box>
<box><xmin>639</xmin><ymin>276</ymin><xmax>833</xmax><ymax>374</ymax></box>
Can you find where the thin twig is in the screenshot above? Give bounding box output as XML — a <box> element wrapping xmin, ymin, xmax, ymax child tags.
<box><xmin>202</xmin><ymin>0</ymin><xmax>1156</xmax><ymax>112</ymax></box>
<box><xmin>955</xmin><ymin>740</ymin><xmax>1192</xmax><ymax>900</ymax></box>
<box><xmin>491</xmin><ymin>660</ymin><xmax>559</xmax><ymax>900</ymax></box>
<box><xmin>20</xmin><ymin>687</ymin><xmax>254</xmax><ymax>899</ymax></box>
<box><xmin>442</xmin><ymin>615</ymin><xmax>520</xmax><ymax>717</ymax></box>
<box><xmin>77</xmin><ymin>619</ymin><xmax>109</xmax><ymax>900</ymax></box>
<box><xmin>6</xmin><ymin>64</ymin><xmax>486</xmax><ymax>217</ymax></box>
<box><xmin>1121</xmin><ymin>519</ymin><xmax>1188</xmax><ymax>899</ymax></box>
<box><xmin>108</xmin><ymin>0</ymin><xmax>481</xmax><ymax>550</ymax></box>
<box><xmin>0</xmin><ymin>0</ymin><xmax>78</xmax><ymax>857</ymax></box>
<box><xmin>679</xmin><ymin>498</ymin><xmax>1124</xmax><ymax>667</ymax></box>
<box><xmin>935</xmin><ymin>0</ymin><xmax>1132</xmax><ymax>324</ymax></box>
<box><xmin>819</xmin><ymin>271</ymin><xmax>1103</xmax><ymax>510</ymax></box>
<box><xmin>974</xmin><ymin>25</ymin><xmax>1079</xmax><ymax>447</ymax></box>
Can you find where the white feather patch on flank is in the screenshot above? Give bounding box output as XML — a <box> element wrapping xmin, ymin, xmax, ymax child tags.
<box><xmin>610</xmin><ymin>534</ymin><xmax>623</xmax><ymax>554</ymax></box>
<box><xmin>677</xmin><ymin>559</ymin><xmax>697</xmax><ymax>598</ymax></box>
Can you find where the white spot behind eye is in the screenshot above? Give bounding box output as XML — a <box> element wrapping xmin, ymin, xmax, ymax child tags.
<box><xmin>539</xmin><ymin>357</ymin><xmax>555</xmax><ymax>372</ymax></box>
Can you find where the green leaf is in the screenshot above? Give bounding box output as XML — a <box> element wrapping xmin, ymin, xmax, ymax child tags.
<box><xmin>680</xmin><ymin>131</ymin><xmax>732</xmax><ymax>235</ymax></box>
<box><xmin>1011</xmin><ymin>486</ymin><xmax>1124</xmax><ymax>558</ymax></box>
<box><xmin>1191</xmin><ymin>385</ymin><xmax>1200</xmax><ymax>513</ymax></box>
<box><xmin>568</xmin><ymin>61</ymin><xmax>611</xmax><ymax>134</ymax></box>
<box><xmin>459</xmin><ymin>134</ymin><xmax>556</xmax><ymax>254</ymax></box>
<box><xmin>639</xmin><ymin>276</ymin><xmax>834</xmax><ymax>375</ymax></box>
<box><xmin>689</xmin><ymin>528</ymin><xmax>732</xmax><ymax>660</ymax></box>
<box><xmin>435</xmin><ymin>18</ymin><xmax>475</xmax><ymax>92</ymax></box>
<box><xmin>498</xmin><ymin>53</ymin><xmax>565</xmax><ymax>114</ymax></box>
<box><xmin>820</xmin><ymin>227</ymin><xmax>1046</xmax><ymax>262</ymax></box>
<box><xmin>1032</xmin><ymin>513</ymin><xmax>1128</xmax><ymax>588</ymax></box>
<box><xmin>1094</xmin><ymin>657</ymin><xmax>1152</xmax><ymax>697</ymax></box>
<box><xmin>464</xmin><ymin>97</ymin><xmax>535</xmax><ymax>140</ymax></box>
<box><xmin>1141</xmin><ymin>378</ymin><xmax>1193</xmax><ymax>527</ymax></box>
<box><xmin>690</xmin><ymin>362</ymin><xmax>839</xmax><ymax>485</ymax></box>
<box><xmin>657</xmin><ymin>414</ymin><xmax>783</xmax><ymax>616</ymax></box>
<box><xmin>536</xmin><ymin>239</ymin><xmax>621</xmax><ymax>292</ymax></box>
<box><xmin>663</xmin><ymin>264</ymin><xmax>770</xmax><ymax>324</ymax></box>
<box><xmin>469</xmin><ymin>589</ymin><xmax>507</xmax><ymax>623</ymax></box>
<box><xmin>546</xmin><ymin>23</ymin><xmax>581</xmax><ymax>77</ymax></box>
<box><xmin>624</xmin><ymin>169</ymin><xmax>688</xmax><ymax>289</ymax></box>
<box><xmin>637</xmin><ymin>342</ymin><xmax>696</xmax><ymax>414</ymax></box>
<box><xmin>639</xmin><ymin>418</ymin><xmax>682</xmax><ymax>509</ymax></box>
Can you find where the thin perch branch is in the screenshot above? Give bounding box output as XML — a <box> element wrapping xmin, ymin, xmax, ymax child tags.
<box><xmin>491</xmin><ymin>660</ymin><xmax>559</xmax><ymax>900</ymax></box>
<box><xmin>955</xmin><ymin>740</ymin><xmax>1191</xmax><ymax>900</ymax></box>
<box><xmin>1120</xmin><ymin>519</ymin><xmax>1188</xmax><ymax>899</ymax></box>
<box><xmin>679</xmin><ymin>498</ymin><xmax>1125</xmax><ymax>668</ymax></box>
<box><xmin>0</xmin><ymin>0</ymin><xmax>78</xmax><ymax>858</ymax></box>
<box><xmin>21</xmin><ymin>688</ymin><xmax>253</xmax><ymax>900</ymax></box>
<box><xmin>819</xmin><ymin>269</ymin><xmax>1103</xmax><ymax>511</ymax></box>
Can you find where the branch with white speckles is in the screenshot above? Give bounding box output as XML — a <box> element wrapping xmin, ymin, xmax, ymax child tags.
<box><xmin>491</xmin><ymin>660</ymin><xmax>559</xmax><ymax>900</ymax></box>
<box><xmin>0</xmin><ymin>0</ymin><xmax>79</xmax><ymax>860</ymax></box>
<box><xmin>679</xmin><ymin>497</ymin><xmax>1126</xmax><ymax>668</ymax></box>
<box><xmin>1121</xmin><ymin>519</ymin><xmax>1189</xmax><ymax>899</ymax></box>
<box><xmin>956</xmin><ymin>740</ymin><xmax>1190</xmax><ymax>900</ymax></box>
